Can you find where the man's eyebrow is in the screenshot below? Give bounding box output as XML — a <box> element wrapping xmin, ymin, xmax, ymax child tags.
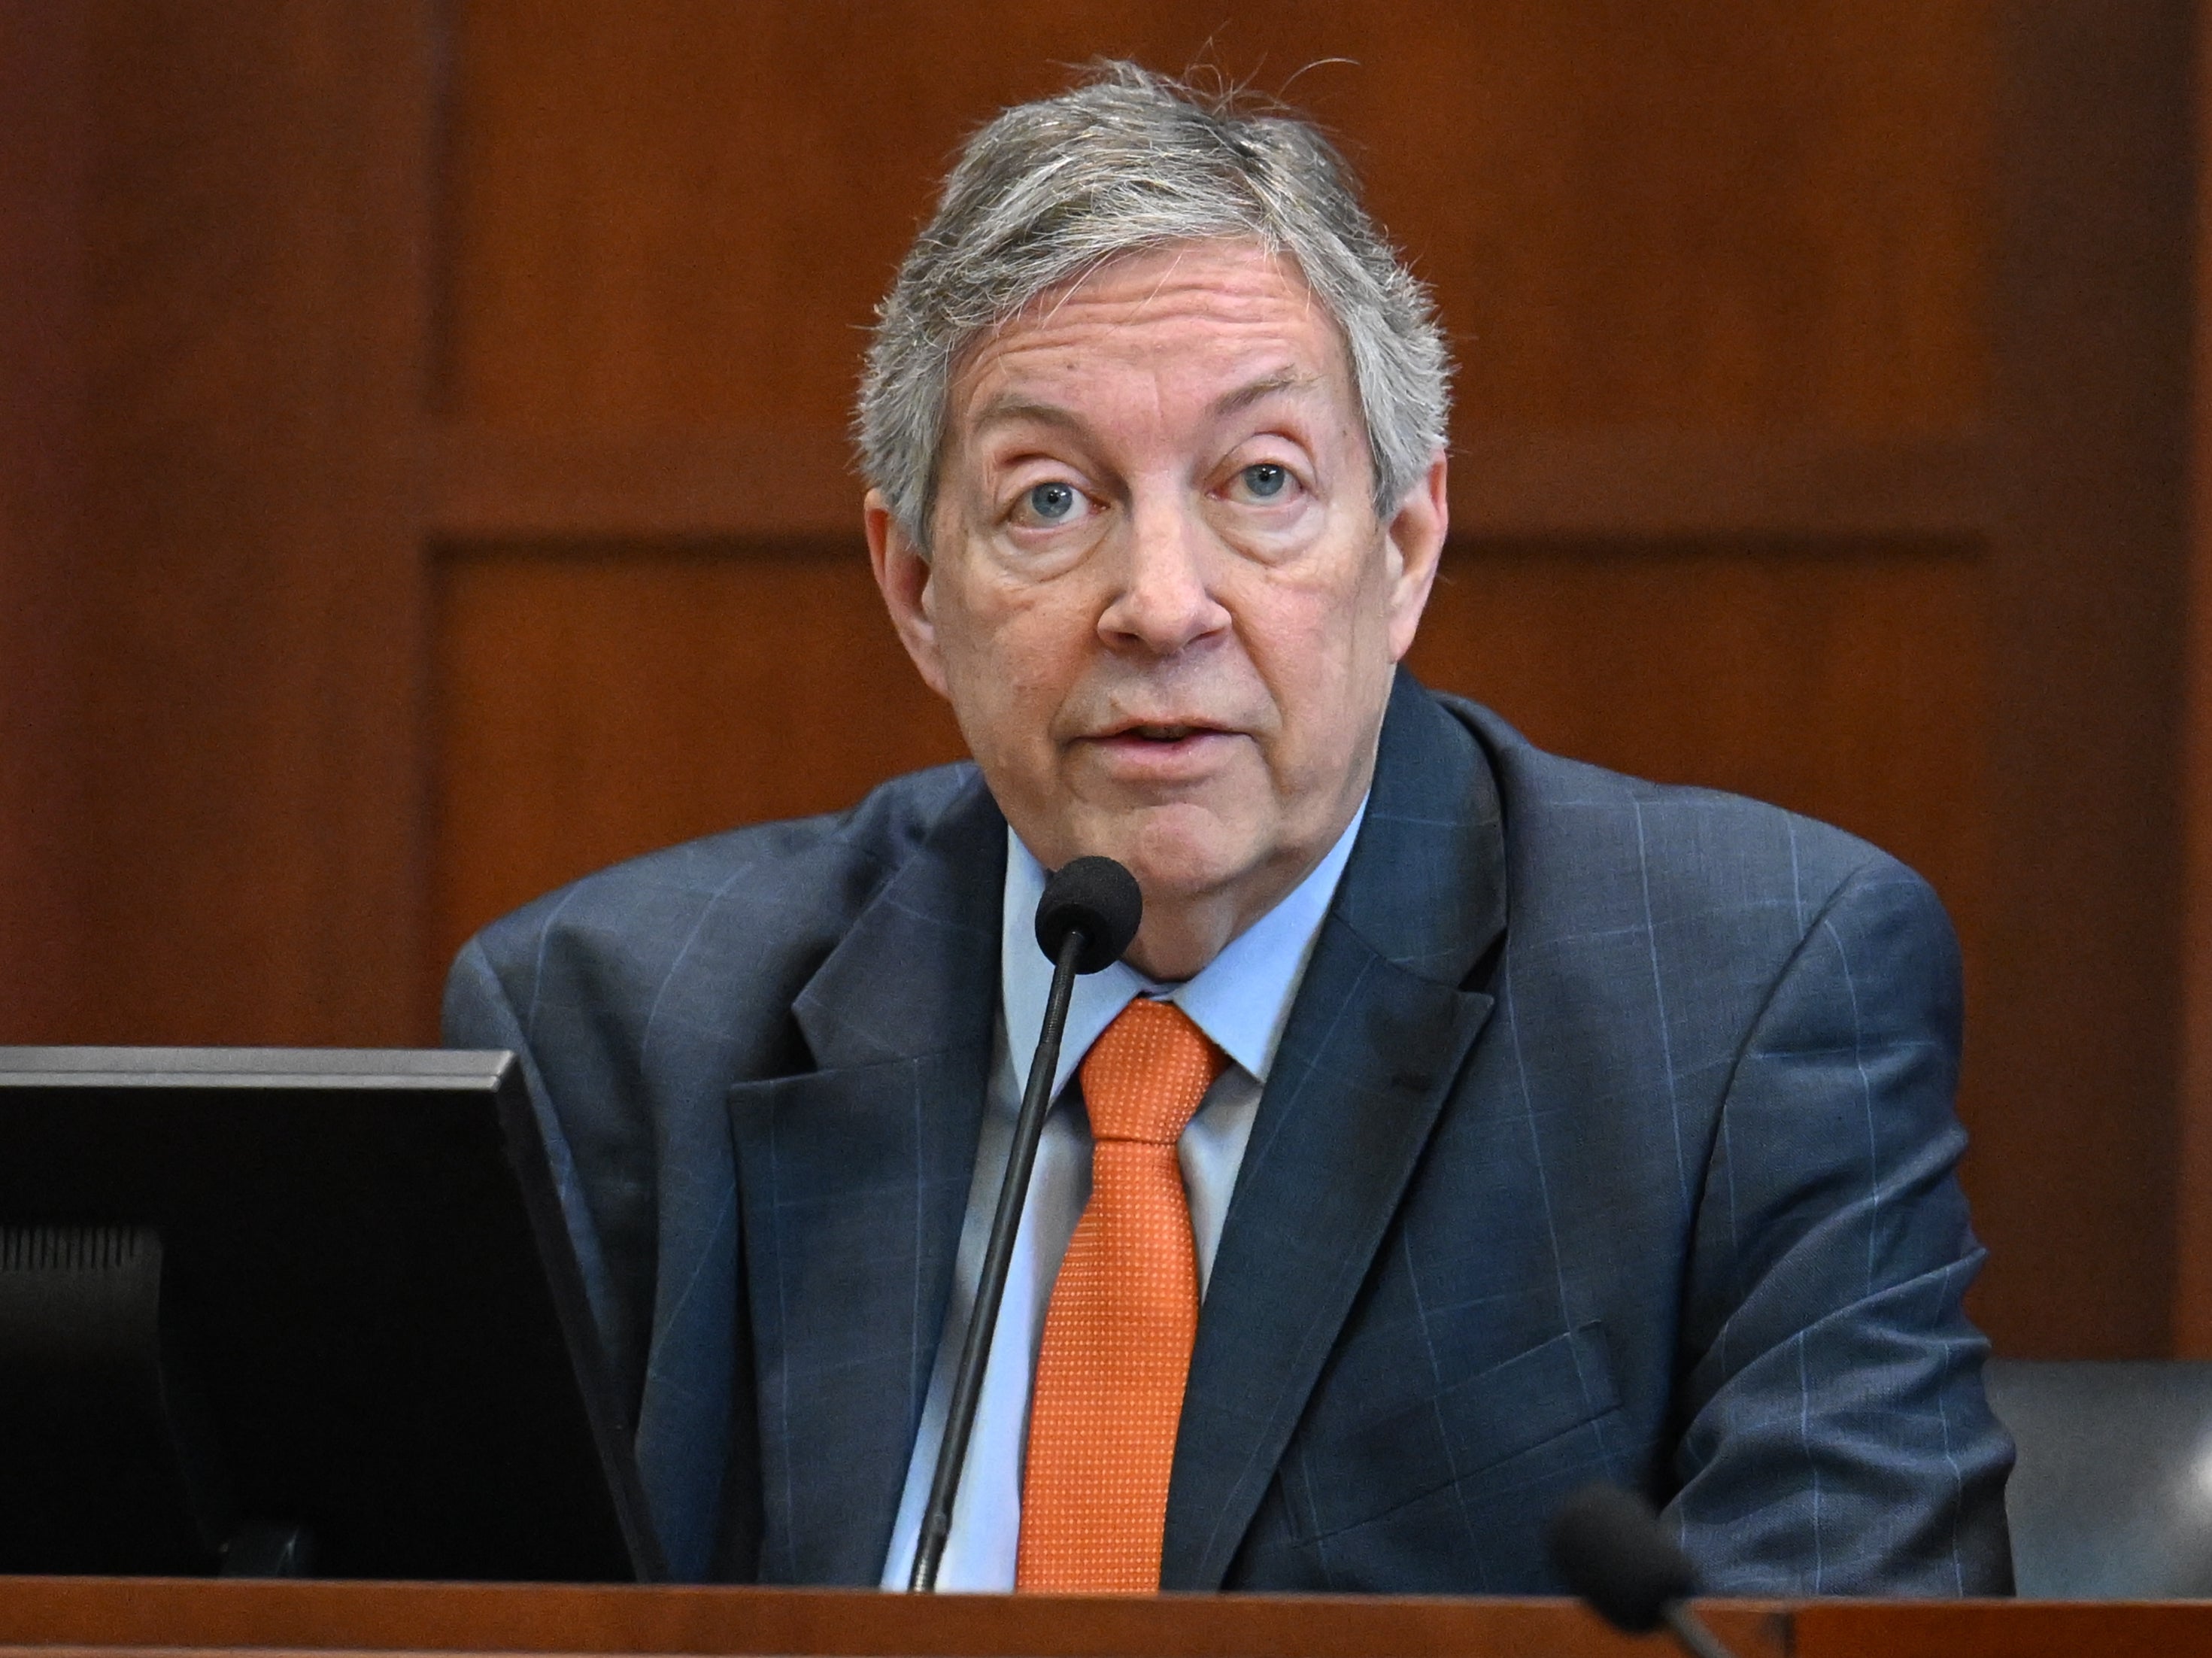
<box><xmin>1210</xmin><ymin>368</ymin><xmax>1323</xmax><ymax>418</ymax></box>
<box><xmin>966</xmin><ymin>371</ymin><xmax>1324</xmax><ymax>438</ymax></box>
<box><xmin>967</xmin><ymin>396</ymin><xmax>1085</xmax><ymax>435</ymax></box>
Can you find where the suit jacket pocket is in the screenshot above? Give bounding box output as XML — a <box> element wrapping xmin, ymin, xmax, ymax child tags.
<box><xmin>1288</xmin><ymin>1320</ymin><xmax>1621</xmax><ymax>1541</ymax></box>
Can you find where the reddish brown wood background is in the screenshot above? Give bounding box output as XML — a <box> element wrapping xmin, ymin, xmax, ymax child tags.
<box><xmin>0</xmin><ymin>3</ymin><xmax>88</xmax><ymax>1039</ymax></box>
<box><xmin>4</xmin><ymin>1</ymin><xmax>2204</xmax><ymax>1359</ymax></box>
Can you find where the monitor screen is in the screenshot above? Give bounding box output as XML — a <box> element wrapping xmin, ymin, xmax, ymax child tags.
<box><xmin>0</xmin><ymin>1046</ymin><xmax>660</xmax><ymax>1582</ymax></box>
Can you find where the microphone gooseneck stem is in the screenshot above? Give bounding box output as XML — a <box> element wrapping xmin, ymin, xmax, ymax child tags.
<box><xmin>909</xmin><ymin>925</ymin><xmax>1088</xmax><ymax>1593</ymax></box>
<box><xmin>1663</xmin><ymin>1603</ymin><xmax>1740</xmax><ymax>1658</ymax></box>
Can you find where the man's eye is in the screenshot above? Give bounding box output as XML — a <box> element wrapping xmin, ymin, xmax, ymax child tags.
<box><xmin>1024</xmin><ymin>481</ymin><xmax>1081</xmax><ymax>522</ymax></box>
<box><xmin>1240</xmin><ymin>463</ymin><xmax>1291</xmax><ymax>500</ymax></box>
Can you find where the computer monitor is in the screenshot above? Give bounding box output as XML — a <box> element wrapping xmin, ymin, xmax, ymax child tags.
<box><xmin>0</xmin><ymin>1046</ymin><xmax>660</xmax><ymax>1582</ymax></box>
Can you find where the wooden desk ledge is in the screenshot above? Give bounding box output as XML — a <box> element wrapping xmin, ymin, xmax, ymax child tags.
<box><xmin>0</xmin><ymin>1578</ymin><xmax>1786</xmax><ymax>1658</ymax></box>
<box><xmin>6</xmin><ymin>1580</ymin><xmax>2211</xmax><ymax>1658</ymax></box>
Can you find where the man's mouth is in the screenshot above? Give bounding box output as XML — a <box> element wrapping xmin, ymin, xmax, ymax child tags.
<box><xmin>1092</xmin><ymin>719</ymin><xmax>1233</xmax><ymax>746</ymax></box>
<box><xmin>1125</xmin><ymin>724</ymin><xmax>1205</xmax><ymax>742</ymax></box>
<box><xmin>1082</xmin><ymin>721</ymin><xmax>1240</xmax><ymax>779</ymax></box>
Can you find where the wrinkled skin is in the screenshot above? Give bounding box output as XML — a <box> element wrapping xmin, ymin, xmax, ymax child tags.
<box><xmin>868</xmin><ymin>239</ymin><xmax>1449</xmax><ymax>979</ymax></box>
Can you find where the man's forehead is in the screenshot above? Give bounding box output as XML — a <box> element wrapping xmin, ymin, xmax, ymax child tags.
<box><xmin>945</xmin><ymin>242</ymin><xmax>1358</xmax><ymax>436</ymax></box>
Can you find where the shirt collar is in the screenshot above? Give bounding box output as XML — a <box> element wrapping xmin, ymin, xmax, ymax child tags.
<box><xmin>999</xmin><ymin>798</ymin><xmax>1368</xmax><ymax>1104</ymax></box>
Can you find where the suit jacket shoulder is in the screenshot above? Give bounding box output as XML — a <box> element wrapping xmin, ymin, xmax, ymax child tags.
<box><xmin>454</xmin><ymin>758</ymin><xmax>984</xmax><ymax>1064</ymax></box>
<box><xmin>443</xmin><ymin>761</ymin><xmax>1000</xmax><ymax>1489</ymax></box>
<box><xmin>1456</xmin><ymin>692</ymin><xmax>1932</xmax><ymax>937</ymax></box>
<box><xmin>1448</xmin><ymin>694</ymin><xmax>1964</xmax><ymax>1126</ymax></box>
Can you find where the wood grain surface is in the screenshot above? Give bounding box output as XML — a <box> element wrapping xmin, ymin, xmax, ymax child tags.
<box><xmin>0</xmin><ymin>2</ymin><xmax>90</xmax><ymax>1039</ymax></box>
<box><xmin>0</xmin><ymin>1577</ymin><xmax>1787</xmax><ymax>1658</ymax></box>
<box><xmin>2168</xmin><ymin>0</ymin><xmax>2212</xmax><ymax>1360</ymax></box>
<box><xmin>1975</xmin><ymin>0</ymin><xmax>2195</xmax><ymax>1356</ymax></box>
<box><xmin>4</xmin><ymin>1578</ymin><xmax>2211</xmax><ymax>1658</ymax></box>
<box><xmin>440</xmin><ymin>0</ymin><xmax>1989</xmax><ymax>437</ymax></box>
<box><xmin>58</xmin><ymin>1</ymin><xmax>438</xmax><ymax>1044</ymax></box>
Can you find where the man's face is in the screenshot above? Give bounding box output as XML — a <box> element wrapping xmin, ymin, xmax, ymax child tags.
<box><xmin>868</xmin><ymin>239</ymin><xmax>1447</xmax><ymax>976</ymax></box>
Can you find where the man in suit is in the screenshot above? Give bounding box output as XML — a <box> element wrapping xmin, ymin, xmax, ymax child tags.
<box><xmin>445</xmin><ymin>64</ymin><xmax>2012</xmax><ymax>1594</ymax></box>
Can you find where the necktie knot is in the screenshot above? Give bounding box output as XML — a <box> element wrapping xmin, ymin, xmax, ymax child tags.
<box><xmin>1079</xmin><ymin>997</ymin><xmax>1227</xmax><ymax>1146</ymax></box>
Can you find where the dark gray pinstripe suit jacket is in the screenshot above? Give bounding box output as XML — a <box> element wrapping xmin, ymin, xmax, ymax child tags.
<box><xmin>444</xmin><ymin>671</ymin><xmax>2013</xmax><ymax>1594</ymax></box>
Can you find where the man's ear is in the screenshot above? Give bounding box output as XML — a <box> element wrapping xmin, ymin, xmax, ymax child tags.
<box><xmin>1383</xmin><ymin>449</ymin><xmax>1449</xmax><ymax>661</ymax></box>
<box><xmin>865</xmin><ymin>490</ymin><xmax>951</xmax><ymax>700</ymax></box>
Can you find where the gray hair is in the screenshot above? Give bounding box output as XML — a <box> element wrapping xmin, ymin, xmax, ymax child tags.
<box><xmin>857</xmin><ymin>62</ymin><xmax>1452</xmax><ymax>547</ymax></box>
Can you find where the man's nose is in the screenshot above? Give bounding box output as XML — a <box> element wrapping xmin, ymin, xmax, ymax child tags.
<box><xmin>1097</xmin><ymin>498</ymin><xmax>1230</xmax><ymax>656</ymax></box>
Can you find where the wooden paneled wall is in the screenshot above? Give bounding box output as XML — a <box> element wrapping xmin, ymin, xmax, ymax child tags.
<box><xmin>0</xmin><ymin>4</ymin><xmax>88</xmax><ymax>1039</ymax></box>
<box><xmin>1980</xmin><ymin>2</ymin><xmax>2195</xmax><ymax>1358</ymax></box>
<box><xmin>2171</xmin><ymin>5</ymin><xmax>2212</xmax><ymax>1359</ymax></box>
<box><xmin>430</xmin><ymin>0</ymin><xmax>1999</xmax><ymax>967</ymax></box>
<box><xmin>7</xmin><ymin>2</ymin><xmax>2204</xmax><ymax>1359</ymax></box>
<box><xmin>2</xmin><ymin>2</ymin><xmax>437</xmax><ymax>1045</ymax></box>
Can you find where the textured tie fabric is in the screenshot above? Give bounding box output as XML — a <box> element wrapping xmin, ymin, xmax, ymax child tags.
<box><xmin>1017</xmin><ymin>996</ymin><xmax>1228</xmax><ymax>1593</ymax></box>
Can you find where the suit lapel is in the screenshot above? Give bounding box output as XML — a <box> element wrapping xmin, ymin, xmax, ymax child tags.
<box><xmin>726</xmin><ymin>773</ymin><xmax>1005</xmax><ymax>1584</ymax></box>
<box><xmin>1164</xmin><ymin>674</ymin><xmax>1508</xmax><ymax>1588</ymax></box>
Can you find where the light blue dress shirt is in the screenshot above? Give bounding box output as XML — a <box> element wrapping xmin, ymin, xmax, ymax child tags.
<box><xmin>879</xmin><ymin>801</ymin><xmax>1367</xmax><ymax>1590</ymax></box>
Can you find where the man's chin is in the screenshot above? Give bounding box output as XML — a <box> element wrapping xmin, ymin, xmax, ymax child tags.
<box><xmin>1079</xmin><ymin>809</ymin><xmax>1263</xmax><ymax>911</ymax></box>
<box><xmin>1003</xmin><ymin>790</ymin><xmax>1276</xmax><ymax>904</ymax></box>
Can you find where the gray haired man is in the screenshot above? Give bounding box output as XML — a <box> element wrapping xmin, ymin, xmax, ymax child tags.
<box><xmin>447</xmin><ymin>64</ymin><xmax>2013</xmax><ymax>1594</ymax></box>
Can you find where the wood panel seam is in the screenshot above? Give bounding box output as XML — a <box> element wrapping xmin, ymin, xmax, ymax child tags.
<box><xmin>426</xmin><ymin>426</ymin><xmax>1997</xmax><ymax>545</ymax></box>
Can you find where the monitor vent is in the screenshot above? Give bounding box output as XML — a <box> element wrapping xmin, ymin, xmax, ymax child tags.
<box><xmin>0</xmin><ymin>1225</ymin><xmax>156</xmax><ymax>1273</ymax></box>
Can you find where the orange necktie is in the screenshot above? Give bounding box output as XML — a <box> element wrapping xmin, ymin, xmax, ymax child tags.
<box><xmin>1016</xmin><ymin>996</ymin><xmax>1228</xmax><ymax>1593</ymax></box>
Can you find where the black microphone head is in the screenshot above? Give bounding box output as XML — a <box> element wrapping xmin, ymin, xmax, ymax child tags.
<box><xmin>1546</xmin><ymin>1483</ymin><xmax>1698</xmax><ymax>1634</ymax></box>
<box><xmin>1035</xmin><ymin>856</ymin><xmax>1142</xmax><ymax>974</ymax></box>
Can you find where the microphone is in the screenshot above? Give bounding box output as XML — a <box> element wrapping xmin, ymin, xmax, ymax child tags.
<box><xmin>908</xmin><ymin>855</ymin><xmax>1142</xmax><ymax>1592</ymax></box>
<box><xmin>1547</xmin><ymin>1484</ymin><xmax>1740</xmax><ymax>1658</ymax></box>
